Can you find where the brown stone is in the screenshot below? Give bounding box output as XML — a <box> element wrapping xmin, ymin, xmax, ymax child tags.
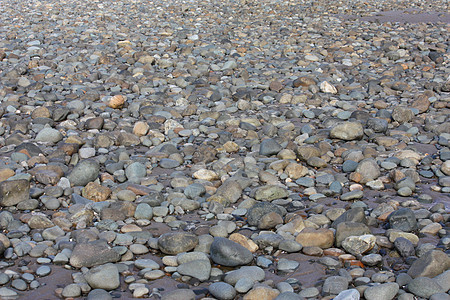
<box><xmin>229</xmin><ymin>233</ymin><xmax>259</xmax><ymax>253</ymax></box>
<box><xmin>0</xmin><ymin>179</ymin><xmax>29</xmax><ymax>207</ymax></box>
<box><xmin>258</xmin><ymin>212</ymin><xmax>283</xmax><ymax>229</ymax></box>
<box><xmin>269</xmin><ymin>80</ymin><xmax>283</xmax><ymax>92</ymax></box>
<box><xmin>82</xmin><ymin>182</ymin><xmax>111</xmax><ymax>202</ymax></box>
<box><xmin>31</xmin><ymin>107</ymin><xmax>51</xmax><ymax>119</ymax></box>
<box><xmin>0</xmin><ymin>168</ymin><xmax>15</xmax><ymax>182</ymax></box>
<box><xmin>243</xmin><ymin>285</ymin><xmax>280</xmax><ymax>300</ymax></box>
<box><xmin>29</xmin><ymin>165</ymin><xmax>64</xmax><ymax>185</ymax></box>
<box><xmin>293</xmin><ymin>76</ymin><xmax>316</xmax><ymax>87</ymax></box>
<box><xmin>285</xmin><ymin>162</ymin><xmax>308</xmax><ymax>179</ymax></box>
<box><xmin>108</xmin><ymin>95</ymin><xmax>125</xmax><ymax>109</ymax></box>
<box><xmin>411</xmin><ymin>94</ymin><xmax>430</xmax><ymax>113</ymax></box>
<box><xmin>295</xmin><ymin>228</ymin><xmax>334</xmax><ymax>249</ymax></box>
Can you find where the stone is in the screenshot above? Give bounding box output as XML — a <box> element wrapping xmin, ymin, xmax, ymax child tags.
<box><xmin>177</xmin><ymin>259</ymin><xmax>211</xmax><ymax>281</ymax></box>
<box><xmin>254</xmin><ymin>185</ymin><xmax>289</xmax><ymax>201</ymax></box>
<box><xmin>68</xmin><ymin>160</ymin><xmax>100</xmax><ymax>186</ymax></box>
<box><xmin>70</xmin><ymin>240</ymin><xmax>120</xmax><ymax>268</ymax></box>
<box><xmin>161</xmin><ymin>289</ymin><xmax>196</xmax><ymax>300</ymax></box>
<box><xmin>364</xmin><ymin>283</ymin><xmax>399</xmax><ymax>300</ymax></box>
<box><xmin>247</xmin><ymin>202</ymin><xmax>284</xmax><ymax>226</ymax></box>
<box><xmin>341</xmin><ymin>234</ymin><xmax>376</xmax><ymax>256</ymax></box>
<box><xmin>259</xmin><ymin>138</ymin><xmax>283</xmax><ymax>156</ymax></box>
<box><xmin>330</xmin><ymin>122</ymin><xmax>363</xmax><ymax>140</ymax></box>
<box><xmin>355</xmin><ymin>159</ymin><xmax>381</xmax><ymax>183</ymax></box>
<box><xmin>210</xmin><ymin>237</ymin><xmax>253</xmax><ymax>267</ymax></box>
<box><xmin>407</xmin><ymin>250</ymin><xmax>450</xmax><ymax>278</ymax></box>
<box><xmin>392</xmin><ymin>107</ymin><xmax>413</xmax><ymax>123</ymax></box>
<box><xmin>388</xmin><ymin>208</ymin><xmax>417</xmax><ymax>232</ymax></box>
<box><xmin>334</xmin><ymin>289</ymin><xmax>360</xmax><ymax>300</ymax></box>
<box><xmin>84</xmin><ymin>263</ymin><xmax>120</xmax><ymax>290</ymax></box>
<box><xmin>82</xmin><ymin>182</ymin><xmax>111</xmax><ymax>202</ymax></box>
<box><xmin>243</xmin><ymin>285</ymin><xmax>280</xmax><ymax>300</ymax></box>
<box><xmin>35</xmin><ymin>127</ymin><xmax>63</xmax><ymax>143</ymax></box>
<box><xmin>295</xmin><ymin>228</ymin><xmax>334</xmax><ymax>249</ymax></box>
<box><xmin>407</xmin><ymin>277</ymin><xmax>444</xmax><ymax>298</ymax></box>
<box><xmin>0</xmin><ymin>179</ymin><xmax>29</xmax><ymax>206</ymax></box>
<box><xmin>209</xmin><ymin>282</ymin><xmax>236</xmax><ymax>300</ymax></box>
<box><xmin>158</xmin><ymin>232</ymin><xmax>198</xmax><ymax>255</ymax></box>
<box><xmin>335</xmin><ymin>222</ymin><xmax>371</xmax><ymax>247</ymax></box>
<box><xmin>322</xmin><ymin>276</ymin><xmax>349</xmax><ymax>296</ymax></box>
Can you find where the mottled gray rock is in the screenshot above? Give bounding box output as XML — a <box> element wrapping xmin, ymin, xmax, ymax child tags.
<box><xmin>408</xmin><ymin>250</ymin><xmax>450</xmax><ymax>278</ymax></box>
<box><xmin>364</xmin><ymin>283</ymin><xmax>399</xmax><ymax>300</ymax></box>
<box><xmin>0</xmin><ymin>179</ymin><xmax>29</xmax><ymax>206</ymax></box>
<box><xmin>161</xmin><ymin>289</ymin><xmax>196</xmax><ymax>300</ymax></box>
<box><xmin>68</xmin><ymin>160</ymin><xmax>100</xmax><ymax>186</ymax></box>
<box><xmin>210</xmin><ymin>237</ymin><xmax>253</xmax><ymax>267</ymax></box>
<box><xmin>177</xmin><ymin>259</ymin><xmax>211</xmax><ymax>281</ymax></box>
<box><xmin>322</xmin><ymin>276</ymin><xmax>349</xmax><ymax>296</ymax></box>
<box><xmin>158</xmin><ymin>232</ymin><xmax>198</xmax><ymax>255</ymax></box>
<box><xmin>224</xmin><ymin>266</ymin><xmax>265</xmax><ymax>285</ymax></box>
<box><xmin>330</xmin><ymin>122</ymin><xmax>363</xmax><ymax>140</ymax></box>
<box><xmin>259</xmin><ymin>138</ymin><xmax>283</xmax><ymax>156</ymax></box>
<box><xmin>70</xmin><ymin>240</ymin><xmax>120</xmax><ymax>268</ymax></box>
<box><xmin>407</xmin><ymin>277</ymin><xmax>444</xmax><ymax>298</ymax></box>
<box><xmin>209</xmin><ymin>282</ymin><xmax>236</xmax><ymax>300</ymax></box>
<box><xmin>84</xmin><ymin>263</ymin><xmax>120</xmax><ymax>290</ymax></box>
<box><xmin>388</xmin><ymin>208</ymin><xmax>417</xmax><ymax>232</ymax></box>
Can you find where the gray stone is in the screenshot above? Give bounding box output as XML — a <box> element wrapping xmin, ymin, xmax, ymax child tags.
<box><xmin>247</xmin><ymin>202</ymin><xmax>284</xmax><ymax>226</ymax></box>
<box><xmin>62</xmin><ymin>283</ymin><xmax>82</xmax><ymax>298</ymax></box>
<box><xmin>125</xmin><ymin>162</ymin><xmax>147</xmax><ymax>179</ymax></box>
<box><xmin>70</xmin><ymin>240</ymin><xmax>120</xmax><ymax>268</ymax></box>
<box><xmin>68</xmin><ymin>160</ymin><xmax>100</xmax><ymax>186</ymax></box>
<box><xmin>275</xmin><ymin>292</ymin><xmax>304</xmax><ymax>300</ymax></box>
<box><xmin>84</xmin><ymin>263</ymin><xmax>120</xmax><ymax>290</ymax></box>
<box><xmin>364</xmin><ymin>282</ymin><xmax>399</xmax><ymax>300</ymax></box>
<box><xmin>87</xmin><ymin>289</ymin><xmax>113</xmax><ymax>300</ymax></box>
<box><xmin>394</xmin><ymin>237</ymin><xmax>415</xmax><ymax>257</ymax></box>
<box><xmin>177</xmin><ymin>259</ymin><xmax>211</xmax><ymax>281</ymax></box>
<box><xmin>210</xmin><ymin>237</ymin><xmax>253</xmax><ymax>267</ymax></box>
<box><xmin>224</xmin><ymin>266</ymin><xmax>265</xmax><ymax>285</ymax></box>
<box><xmin>389</xmin><ymin>208</ymin><xmax>417</xmax><ymax>232</ymax></box>
<box><xmin>134</xmin><ymin>203</ymin><xmax>153</xmax><ymax>220</ymax></box>
<box><xmin>333</xmin><ymin>289</ymin><xmax>360</xmax><ymax>300</ymax></box>
<box><xmin>0</xmin><ymin>179</ymin><xmax>29</xmax><ymax>206</ymax></box>
<box><xmin>158</xmin><ymin>232</ymin><xmax>198</xmax><ymax>255</ymax></box>
<box><xmin>259</xmin><ymin>138</ymin><xmax>283</xmax><ymax>156</ymax></box>
<box><xmin>355</xmin><ymin>159</ymin><xmax>380</xmax><ymax>183</ymax></box>
<box><xmin>209</xmin><ymin>282</ymin><xmax>236</xmax><ymax>300</ymax></box>
<box><xmin>434</xmin><ymin>270</ymin><xmax>450</xmax><ymax>292</ymax></box>
<box><xmin>35</xmin><ymin>127</ymin><xmax>63</xmax><ymax>143</ymax></box>
<box><xmin>330</xmin><ymin>122</ymin><xmax>363</xmax><ymax>140</ymax></box>
<box><xmin>408</xmin><ymin>250</ymin><xmax>450</xmax><ymax>278</ymax></box>
<box><xmin>335</xmin><ymin>222</ymin><xmax>371</xmax><ymax>247</ymax></box>
<box><xmin>322</xmin><ymin>276</ymin><xmax>349</xmax><ymax>296</ymax></box>
<box><xmin>161</xmin><ymin>289</ymin><xmax>196</xmax><ymax>300</ymax></box>
<box><xmin>407</xmin><ymin>277</ymin><xmax>444</xmax><ymax>298</ymax></box>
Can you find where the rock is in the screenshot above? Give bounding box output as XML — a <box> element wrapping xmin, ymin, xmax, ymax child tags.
<box><xmin>108</xmin><ymin>95</ymin><xmax>125</xmax><ymax>109</ymax></box>
<box><xmin>295</xmin><ymin>228</ymin><xmax>334</xmax><ymax>249</ymax></box>
<box><xmin>82</xmin><ymin>182</ymin><xmax>111</xmax><ymax>202</ymax></box>
<box><xmin>341</xmin><ymin>234</ymin><xmax>376</xmax><ymax>256</ymax></box>
<box><xmin>0</xmin><ymin>179</ymin><xmax>29</xmax><ymax>206</ymax></box>
<box><xmin>193</xmin><ymin>169</ymin><xmax>219</xmax><ymax>181</ymax></box>
<box><xmin>210</xmin><ymin>237</ymin><xmax>253</xmax><ymax>267</ymax></box>
<box><xmin>161</xmin><ymin>289</ymin><xmax>196</xmax><ymax>300</ymax></box>
<box><xmin>335</xmin><ymin>222</ymin><xmax>371</xmax><ymax>247</ymax></box>
<box><xmin>330</xmin><ymin>122</ymin><xmax>363</xmax><ymax>140</ymax></box>
<box><xmin>407</xmin><ymin>277</ymin><xmax>444</xmax><ymax>298</ymax></box>
<box><xmin>334</xmin><ymin>289</ymin><xmax>360</xmax><ymax>300</ymax></box>
<box><xmin>259</xmin><ymin>138</ymin><xmax>283</xmax><ymax>156</ymax></box>
<box><xmin>209</xmin><ymin>282</ymin><xmax>236</xmax><ymax>300</ymax></box>
<box><xmin>68</xmin><ymin>160</ymin><xmax>100</xmax><ymax>186</ymax></box>
<box><xmin>320</xmin><ymin>81</ymin><xmax>338</xmax><ymax>94</ymax></box>
<box><xmin>407</xmin><ymin>250</ymin><xmax>450</xmax><ymax>278</ymax></box>
<box><xmin>243</xmin><ymin>285</ymin><xmax>280</xmax><ymax>300</ymax></box>
<box><xmin>254</xmin><ymin>185</ymin><xmax>289</xmax><ymax>201</ymax></box>
<box><xmin>355</xmin><ymin>159</ymin><xmax>381</xmax><ymax>183</ymax></box>
<box><xmin>177</xmin><ymin>259</ymin><xmax>211</xmax><ymax>281</ymax></box>
<box><xmin>388</xmin><ymin>208</ymin><xmax>417</xmax><ymax>232</ymax></box>
<box><xmin>70</xmin><ymin>240</ymin><xmax>120</xmax><ymax>268</ymax></box>
<box><xmin>35</xmin><ymin>127</ymin><xmax>63</xmax><ymax>143</ymax></box>
<box><xmin>247</xmin><ymin>202</ymin><xmax>284</xmax><ymax>226</ymax></box>
<box><xmin>84</xmin><ymin>263</ymin><xmax>120</xmax><ymax>290</ymax></box>
<box><xmin>392</xmin><ymin>107</ymin><xmax>413</xmax><ymax>123</ymax></box>
<box><xmin>322</xmin><ymin>276</ymin><xmax>349</xmax><ymax>296</ymax></box>
<box><xmin>364</xmin><ymin>283</ymin><xmax>399</xmax><ymax>300</ymax></box>
<box><xmin>158</xmin><ymin>232</ymin><xmax>198</xmax><ymax>255</ymax></box>
<box><xmin>62</xmin><ymin>283</ymin><xmax>82</xmax><ymax>298</ymax></box>
<box><xmin>224</xmin><ymin>266</ymin><xmax>265</xmax><ymax>285</ymax></box>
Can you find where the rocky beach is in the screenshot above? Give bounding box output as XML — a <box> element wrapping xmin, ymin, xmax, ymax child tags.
<box><xmin>0</xmin><ymin>0</ymin><xmax>449</xmax><ymax>299</ymax></box>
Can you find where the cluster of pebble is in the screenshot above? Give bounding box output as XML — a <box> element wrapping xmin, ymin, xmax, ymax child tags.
<box><xmin>0</xmin><ymin>0</ymin><xmax>449</xmax><ymax>299</ymax></box>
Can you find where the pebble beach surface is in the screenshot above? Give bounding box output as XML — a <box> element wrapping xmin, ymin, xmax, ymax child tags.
<box><xmin>0</xmin><ymin>0</ymin><xmax>449</xmax><ymax>299</ymax></box>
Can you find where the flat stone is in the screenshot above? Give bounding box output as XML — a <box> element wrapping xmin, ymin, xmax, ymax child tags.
<box><xmin>84</xmin><ymin>263</ymin><xmax>120</xmax><ymax>290</ymax></box>
<box><xmin>0</xmin><ymin>179</ymin><xmax>29</xmax><ymax>206</ymax></box>
<box><xmin>158</xmin><ymin>232</ymin><xmax>198</xmax><ymax>255</ymax></box>
<box><xmin>210</xmin><ymin>237</ymin><xmax>253</xmax><ymax>267</ymax></box>
<box><xmin>407</xmin><ymin>250</ymin><xmax>450</xmax><ymax>278</ymax></box>
<box><xmin>364</xmin><ymin>282</ymin><xmax>399</xmax><ymax>300</ymax></box>
<box><xmin>70</xmin><ymin>240</ymin><xmax>120</xmax><ymax>268</ymax></box>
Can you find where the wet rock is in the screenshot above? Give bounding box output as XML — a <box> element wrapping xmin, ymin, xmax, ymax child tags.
<box><xmin>0</xmin><ymin>179</ymin><xmax>29</xmax><ymax>206</ymax></box>
<box><xmin>158</xmin><ymin>232</ymin><xmax>198</xmax><ymax>255</ymax></box>
<box><xmin>84</xmin><ymin>263</ymin><xmax>120</xmax><ymax>290</ymax></box>
<box><xmin>330</xmin><ymin>122</ymin><xmax>363</xmax><ymax>140</ymax></box>
<box><xmin>407</xmin><ymin>250</ymin><xmax>450</xmax><ymax>278</ymax></box>
<box><xmin>210</xmin><ymin>237</ymin><xmax>253</xmax><ymax>267</ymax></box>
<box><xmin>70</xmin><ymin>240</ymin><xmax>120</xmax><ymax>268</ymax></box>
